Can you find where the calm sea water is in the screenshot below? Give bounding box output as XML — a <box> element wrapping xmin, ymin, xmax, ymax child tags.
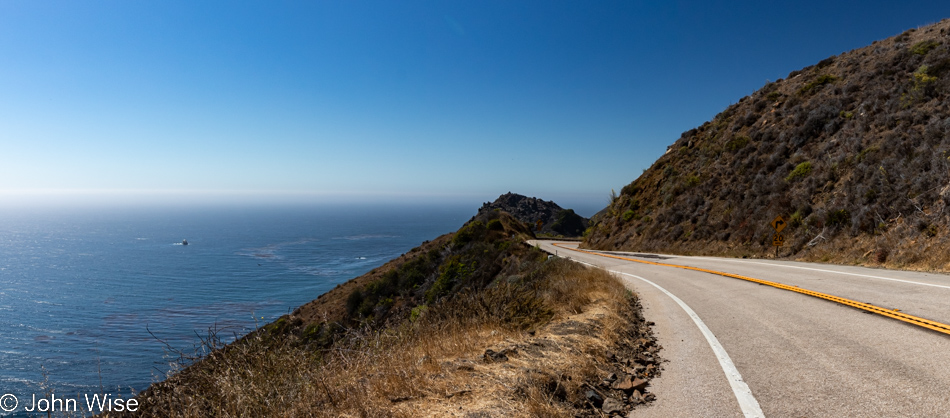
<box><xmin>0</xmin><ymin>204</ymin><xmax>472</xmax><ymax>414</ymax></box>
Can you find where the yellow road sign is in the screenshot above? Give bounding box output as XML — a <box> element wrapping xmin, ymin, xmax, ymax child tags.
<box><xmin>770</xmin><ymin>215</ymin><xmax>787</xmax><ymax>233</ymax></box>
<box><xmin>772</xmin><ymin>233</ymin><xmax>785</xmax><ymax>246</ymax></box>
<box><xmin>536</xmin><ymin>219</ymin><xmax>543</xmax><ymax>231</ymax></box>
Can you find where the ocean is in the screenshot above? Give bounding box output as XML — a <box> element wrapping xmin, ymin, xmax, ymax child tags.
<box><xmin>0</xmin><ymin>203</ymin><xmax>473</xmax><ymax>415</ymax></box>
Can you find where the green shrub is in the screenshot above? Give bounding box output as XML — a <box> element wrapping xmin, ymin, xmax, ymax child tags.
<box><xmin>925</xmin><ymin>224</ymin><xmax>938</xmax><ymax>238</ymax></box>
<box><xmin>725</xmin><ymin>136</ymin><xmax>750</xmax><ymax>152</ymax></box>
<box><xmin>452</xmin><ymin>221</ymin><xmax>485</xmax><ymax>246</ymax></box>
<box><xmin>786</xmin><ymin>161</ymin><xmax>813</xmax><ymax>182</ymax></box>
<box><xmin>346</xmin><ymin>290</ymin><xmax>364</xmax><ymax>315</ymax></box>
<box><xmin>622</xmin><ymin>210</ymin><xmax>635</xmax><ymax>222</ymax></box>
<box><xmin>356</xmin><ymin>299</ymin><xmax>376</xmax><ymax>318</ymax></box>
<box><xmin>629</xmin><ymin>199</ymin><xmax>641</xmax><ymax>211</ymax></box>
<box><xmin>826</xmin><ymin>209</ymin><xmax>851</xmax><ymax>227</ymax></box>
<box><xmin>917</xmin><ymin>221</ymin><xmax>938</xmax><ymax>238</ymax></box>
<box><xmin>264</xmin><ymin>317</ymin><xmax>289</xmax><ymax>335</ymax></box>
<box><xmin>368</xmin><ymin>270</ymin><xmax>399</xmax><ymax>298</ymax></box>
<box><xmin>302</xmin><ymin>323</ymin><xmax>321</xmax><ymax>340</ymax></box>
<box><xmin>551</xmin><ymin>209</ymin><xmax>586</xmax><ymax>236</ymax></box>
<box><xmin>799</xmin><ymin>74</ymin><xmax>838</xmax><ymax>95</ymax></box>
<box><xmin>901</xmin><ymin>65</ymin><xmax>938</xmax><ymax>107</ymax></box>
<box><xmin>425</xmin><ymin>256</ymin><xmax>471</xmax><ymax>303</ymax></box>
<box><xmin>300</xmin><ymin>322</ymin><xmax>342</xmax><ymax>347</ymax></box>
<box><xmin>911</xmin><ymin>40</ymin><xmax>940</xmax><ymax>56</ymax></box>
<box><xmin>620</xmin><ymin>182</ymin><xmax>640</xmax><ymax>196</ymax></box>
<box><xmin>487</xmin><ymin>219</ymin><xmax>503</xmax><ymax>231</ymax></box>
<box><xmin>913</xmin><ymin>65</ymin><xmax>937</xmax><ymax>94</ymax></box>
<box><xmin>396</xmin><ymin>258</ymin><xmax>428</xmax><ymax>289</ymax></box>
<box><xmin>766</xmin><ymin>91</ymin><xmax>783</xmax><ymax>102</ymax></box>
<box><xmin>789</xmin><ymin>210</ymin><xmax>804</xmax><ymax>228</ymax></box>
<box><xmin>685</xmin><ymin>175</ymin><xmax>701</xmax><ymax>187</ymax></box>
<box><xmin>409</xmin><ymin>304</ymin><xmax>428</xmax><ymax>322</ymax></box>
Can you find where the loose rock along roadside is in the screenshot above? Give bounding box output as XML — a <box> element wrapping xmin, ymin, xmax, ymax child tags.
<box><xmin>389</xmin><ymin>284</ymin><xmax>663</xmax><ymax>417</ymax></box>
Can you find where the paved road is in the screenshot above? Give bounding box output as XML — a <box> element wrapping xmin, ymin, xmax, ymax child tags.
<box><xmin>529</xmin><ymin>240</ymin><xmax>950</xmax><ymax>417</ymax></box>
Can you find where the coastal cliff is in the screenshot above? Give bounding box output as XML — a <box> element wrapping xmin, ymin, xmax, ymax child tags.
<box><xmin>111</xmin><ymin>198</ymin><xmax>657</xmax><ymax>417</ymax></box>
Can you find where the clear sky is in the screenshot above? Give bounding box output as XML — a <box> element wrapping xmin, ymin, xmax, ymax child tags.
<box><xmin>3</xmin><ymin>1</ymin><xmax>950</xmax><ymax>215</ymax></box>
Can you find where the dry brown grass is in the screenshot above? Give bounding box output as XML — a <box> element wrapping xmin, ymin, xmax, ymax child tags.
<box><xmin>112</xmin><ymin>258</ymin><xmax>644</xmax><ymax>417</ymax></box>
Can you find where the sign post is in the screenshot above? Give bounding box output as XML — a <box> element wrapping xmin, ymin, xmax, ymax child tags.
<box><xmin>770</xmin><ymin>215</ymin><xmax>786</xmax><ymax>257</ymax></box>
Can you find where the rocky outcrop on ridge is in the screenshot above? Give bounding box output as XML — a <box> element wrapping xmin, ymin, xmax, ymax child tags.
<box><xmin>478</xmin><ymin>192</ymin><xmax>589</xmax><ymax>237</ymax></box>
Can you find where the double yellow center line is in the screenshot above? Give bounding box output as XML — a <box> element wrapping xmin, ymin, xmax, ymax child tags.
<box><xmin>552</xmin><ymin>243</ymin><xmax>950</xmax><ymax>336</ymax></box>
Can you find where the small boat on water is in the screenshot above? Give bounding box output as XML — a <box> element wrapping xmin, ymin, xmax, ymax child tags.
<box><xmin>182</xmin><ymin>239</ymin><xmax>189</xmax><ymax>246</ymax></box>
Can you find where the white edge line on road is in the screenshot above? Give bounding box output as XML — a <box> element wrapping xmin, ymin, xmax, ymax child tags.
<box><xmin>554</xmin><ymin>240</ymin><xmax>950</xmax><ymax>291</ymax></box>
<box><xmin>687</xmin><ymin>257</ymin><xmax>950</xmax><ymax>291</ymax></box>
<box><xmin>566</xmin><ymin>257</ymin><xmax>765</xmax><ymax>418</ymax></box>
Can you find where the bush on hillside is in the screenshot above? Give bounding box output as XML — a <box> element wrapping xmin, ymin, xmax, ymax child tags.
<box><xmin>912</xmin><ymin>40</ymin><xmax>941</xmax><ymax>56</ymax></box>
<box><xmin>798</xmin><ymin>74</ymin><xmax>838</xmax><ymax>95</ymax></box>
<box><xmin>786</xmin><ymin>161</ymin><xmax>813</xmax><ymax>182</ymax></box>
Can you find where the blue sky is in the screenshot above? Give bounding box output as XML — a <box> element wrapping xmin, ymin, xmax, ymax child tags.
<box><xmin>3</xmin><ymin>1</ymin><xmax>950</xmax><ymax>214</ymax></box>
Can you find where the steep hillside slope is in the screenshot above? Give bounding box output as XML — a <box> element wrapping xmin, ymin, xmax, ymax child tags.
<box><xmin>586</xmin><ymin>19</ymin><xmax>950</xmax><ymax>270</ymax></box>
<box><xmin>118</xmin><ymin>209</ymin><xmax>658</xmax><ymax>417</ymax></box>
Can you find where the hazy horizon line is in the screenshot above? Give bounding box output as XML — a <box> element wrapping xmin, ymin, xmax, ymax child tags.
<box><xmin>0</xmin><ymin>189</ymin><xmax>606</xmax><ymax>216</ymax></box>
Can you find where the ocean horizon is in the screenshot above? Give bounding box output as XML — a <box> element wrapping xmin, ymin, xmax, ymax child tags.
<box><xmin>0</xmin><ymin>203</ymin><xmax>475</xmax><ymax>415</ymax></box>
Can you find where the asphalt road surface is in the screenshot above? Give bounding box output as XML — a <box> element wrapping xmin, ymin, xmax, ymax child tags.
<box><xmin>528</xmin><ymin>240</ymin><xmax>950</xmax><ymax>417</ymax></box>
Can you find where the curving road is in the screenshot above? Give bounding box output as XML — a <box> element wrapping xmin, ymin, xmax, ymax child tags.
<box><xmin>529</xmin><ymin>240</ymin><xmax>950</xmax><ymax>417</ymax></box>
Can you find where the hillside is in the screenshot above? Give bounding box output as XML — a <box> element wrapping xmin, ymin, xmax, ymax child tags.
<box><xmin>113</xmin><ymin>205</ymin><xmax>659</xmax><ymax>417</ymax></box>
<box><xmin>478</xmin><ymin>192</ymin><xmax>589</xmax><ymax>237</ymax></box>
<box><xmin>586</xmin><ymin>19</ymin><xmax>950</xmax><ymax>270</ymax></box>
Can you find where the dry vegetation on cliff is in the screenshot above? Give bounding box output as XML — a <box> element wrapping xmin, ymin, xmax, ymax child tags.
<box><xmin>587</xmin><ymin>19</ymin><xmax>950</xmax><ymax>270</ymax></box>
<box><xmin>109</xmin><ymin>210</ymin><xmax>658</xmax><ymax>417</ymax></box>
